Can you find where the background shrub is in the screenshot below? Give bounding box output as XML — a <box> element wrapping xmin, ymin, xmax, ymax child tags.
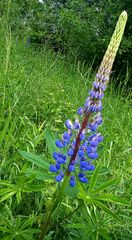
<box><xmin>0</xmin><ymin>0</ymin><xmax>131</xmax><ymax>85</ymax></box>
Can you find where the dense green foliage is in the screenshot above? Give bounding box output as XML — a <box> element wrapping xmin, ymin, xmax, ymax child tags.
<box><xmin>0</xmin><ymin>0</ymin><xmax>132</xmax><ymax>85</ymax></box>
<box><xmin>0</xmin><ymin>15</ymin><xmax>132</xmax><ymax>239</ymax></box>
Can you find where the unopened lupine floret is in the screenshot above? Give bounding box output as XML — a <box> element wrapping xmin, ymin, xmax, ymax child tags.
<box><xmin>89</xmin><ymin>123</ymin><xmax>98</xmax><ymax>132</ymax></box>
<box><xmin>53</xmin><ymin>152</ymin><xmax>58</xmax><ymax>160</ymax></box>
<box><xmin>50</xmin><ymin>165</ymin><xmax>58</xmax><ymax>172</ymax></box>
<box><xmin>65</xmin><ymin>120</ymin><xmax>73</xmax><ymax>129</ymax></box>
<box><xmin>88</xmin><ymin>152</ymin><xmax>98</xmax><ymax>159</ymax></box>
<box><xmin>56</xmin><ymin>172</ymin><xmax>64</xmax><ymax>182</ymax></box>
<box><xmin>69</xmin><ymin>164</ymin><xmax>75</xmax><ymax>172</ymax></box>
<box><xmin>80</xmin><ymin>132</ymin><xmax>86</xmax><ymax>140</ymax></box>
<box><xmin>87</xmin><ymin>146</ymin><xmax>97</xmax><ymax>153</ymax></box>
<box><xmin>70</xmin><ymin>176</ymin><xmax>76</xmax><ymax>187</ymax></box>
<box><xmin>67</xmin><ymin>148</ymin><xmax>74</xmax><ymax>156</ymax></box>
<box><xmin>63</xmin><ymin>132</ymin><xmax>71</xmax><ymax>140</ymax></box>
<box><xmin>74</xmin><ymin>119</ymin><xmax>80</xmax><ymax>129</ymax></box>
<box><xmin>78</xmin><ymin>149</ymin><xmax>85</xmax><ymax>157</ymax></box>
<box><xmin>77</xmin><ymin>107</ymin><xmax>84</xmax><ymax>115</ymax></box>
<box><xmin>56</xmin><ymin>140</ymin><xmax>64</xmax><ymax>148</ymax></box>
<box><xmin>78</xmin><ymin>173</ymin><xmax>88</xmax><ymax>183</ymax></box>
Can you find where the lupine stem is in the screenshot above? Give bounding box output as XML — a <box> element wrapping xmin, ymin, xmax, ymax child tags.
<box><xmin>39</xmin><ymin>210</ymin><xmax>52</xmax><ymax>240</ymax></box>
<box><xmin>39</xmin><ymin>175</ymin><xmax>70</xmax><ymax>239</ymax></box>
<box><xmin>67</xmin><ymin>112</ymin><xmax>91</xmax><ymax>175</ymax></box>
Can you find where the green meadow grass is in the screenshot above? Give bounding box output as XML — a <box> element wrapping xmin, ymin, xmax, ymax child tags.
<box><xmin>0</xmin><ymin>25</ymin><xmax>131</xmax><ymax>239</ymax></box>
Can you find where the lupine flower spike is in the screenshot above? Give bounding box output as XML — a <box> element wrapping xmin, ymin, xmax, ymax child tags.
<box><xmin>50</xmin><ymin>11</ymin><xmax>127</xmax><ymax>187</ymax></box>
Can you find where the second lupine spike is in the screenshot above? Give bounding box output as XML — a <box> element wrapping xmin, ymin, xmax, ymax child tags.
<box><xmin>50</xmin><ymin>11</ymin><xmax>127</xmax><ymax>187</ymax></box>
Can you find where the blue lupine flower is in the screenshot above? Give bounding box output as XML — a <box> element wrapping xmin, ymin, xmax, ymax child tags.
<box><xmin>53</xmin><ymin>152</ymin><xmax>58</xmax><ymax>160</ymax></box>
<box><xmin>55</xmin><ymin>140</ymin><xmax>64</xmax><ymax>148</ymax></box>
<box><xmin>85</xmin><ymin>164</ymin><xmax>95</xmax><ymax>171</ymax></box>
<box><xmin>70</xmin><ymin>176</ymin><xmax>76</xmax><ymax>187</ymax></box>
<box><xmin>49</xmin><ymin>44</ymin><xmax>111</xmax><ymax>187</ymax></box>
<box><xmin>56</xmin><ymin>153</ymin><xmax>66</xmax><ymax>164</ymax></box>
<box><xmin>56</xmin><ymin>172</ymin><xmax>64</xmax><ymax>182</ymax></box>
<box><xmin>50</xmin><ymin>165</ymin><xmax>58</xmax><ymax>172</ymax></box>
<box><xmin>89</xmin><ymin>140</ymin><xmax>99</xmax><ymax>147</ymax></box>
<box><xmin>89</xmin><ymin>123</ymin><xmax>98</xmax><ymax>132</ymax></box>
<box><xmin>74</xmin><ymin>119</ymin><xmax>80</xmax><ymax>129</ymax></box>
<box><xmin>77</xmin><ymin>107</ymin><xmax>84</xmax><ymax>115</ymax></box>
<box><xmin>87</xmin><ymin>146</ymin><xmax>97</xmax><ymax>153</ymax></box>
<box><xmin>68</xmin><ymin>164</ymin><xmax>75</xmax><ymax>172</ymax></box>
<box><xmin>67</xmin><ymin>149</ymin><xmax>74</xmax><ymax>156</ymax></box>
<box><xmin>78</xmin><ymin>150</ymin><xmax>85</xmax><ymax>157</ymax></box>
<box><xmin>87</xmin><ymin>152</ymin><xmax>98</xmax><ymax>159</ymax></box>
<box><xmin>80</xmin><ymin>132</ymin><xmax>86</xmax><ymax>140</ymax></box>
<box><xmin>52</xmin><ymin>12</ymin><xmax>127</xmax><ymax>188</ymax></box>
<box><xmin>56</xmin><ymin>163</ymin><xmax>60</xmax><ymax>170</ymax></box>
<box><xmin>78</xmin><ymin>173</ymin><xmax>88</xmax><ymax>183</ymax></box>
<box><xmin>65</xmin><ymin>120</ymin><xmax>73</xmax><ymax>129</ymax></box>
<box><xmin>80</xmin><ymin>161</ymin><xmax>89</xmax><ymax>171</ymax></box>
<box><xmin>63</xmin><ymin>132</ymin><xmax>71</xmax><ymax>140</ymax></box>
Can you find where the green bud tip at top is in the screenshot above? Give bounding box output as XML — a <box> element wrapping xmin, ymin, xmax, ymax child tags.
<box><xmin>98</xmin><ymin>10</ymin><xmax>127</xmax><ymax>82</ymax></box>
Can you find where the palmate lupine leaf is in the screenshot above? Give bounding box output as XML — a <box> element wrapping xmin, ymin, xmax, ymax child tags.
<box><xmin>19</xmin><ymin>150</ymin><xmax>50</xmax><ymax>170</ymax></box>
<box><xmin>93</xmin><ymin>193</ymin><xmax>129</xmax><ymax>205</ymax></box>
<box><xmin>88</xmin><ymin>165</ymin><xmax>102</xmax><ymax>192</ymax></box>
<box><xmin>93</xmin><ymin>178</ymin><xmax>120</xmax><ymax>194</ymax></box>
<box><xmin>93</xmin><ymin>200</ymin><xmax>121</xmax><ymax>222</ymax></box>
<box><xmin>25</xmin><ymin>168</ymin><xmax>55</xmax><ymax>180</ymax></box>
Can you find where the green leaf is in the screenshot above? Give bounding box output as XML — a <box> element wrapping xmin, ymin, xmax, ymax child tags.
<box><xmin>64</xmin><ymin>223</ymin><xmax>87</xmax><ymax>229</ymax></box>
<box><xmin>94</xmin><ymin>200</ymin><xmax>121</xmax><ymax>222</ymax></box>
<box><xmin>19</xmin><ymin>150</ymin><xmax>50</xmax><ymax>170</ymax></box>
<box><xmin>94</xmin><ymin>194</ymin><xmax>129</xmax><ymax>205</ymax></box>
<box><xmin>0</xmin><ymin>188</ymin><xmax>14</xmax><ymax>195</ymax></box>
<box><xmin>22</xmin><ymin>229</ymin><xmax>40</xmax><ymax>234</ymax></box>
<box><xmin>88</xmin><ymin>165</ymin><xmax>102</xmax><ymax>192</ymax></box>
<box><xmin>0</xmin><ymin>226</ymin><xmax>11</xmax><ymax>233</ymax></box>
<box><xmin>0</xmin><ymin>191</ymin><xmax>16</xmax><ymax>202</ymax></box>
<box><xmin>23</xmin><ymin>184</ymin><xmax>45</xmax><ymax>192</ymax></box>
<box><xmin>18</xmin><ymin>232</ymin><xmax>34</xmax><ymax>240</ymax></box>
<box><xmin>0</xmin><ymin>180</ymin><xmax>14</xmax><ymax>187</ymax></box>
<box><xmin>44</xmin><ymin>128</ymin><xmax>66</xmax><ymax>155</ymax></box>
<box><xmin>20</xmin><ymin>218</ymin><xmax>35</xmax><ymax>230</ymax></box>
<box><xmin>25</xmin><ymin>168</ymin><xmax>54</xmax><ymax>180</ymax></box>
<box><xmin>1</xmin><ymin>235</ymin><xmax>14</xmax><ymax>240</ymax></box>
<box><xmin>99</xmin><ymin>228</ymin><xmax>112</xmax><ymax>240</ymax></box>
<box><xmin>93</xmin><ymin>179</ymin><xmax>119</xmax><ymax>194</ymax></box>
<box><xmin>44</xmin><ymin>129</ymin><xmax>58</xmax><ymax>156</ymax></box>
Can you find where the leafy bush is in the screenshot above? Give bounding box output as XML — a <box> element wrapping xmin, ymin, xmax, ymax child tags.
<box><xmin>1</xmin><ymin>0</ymin><xmax>131</xmax><ymax>86</ymax></box>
